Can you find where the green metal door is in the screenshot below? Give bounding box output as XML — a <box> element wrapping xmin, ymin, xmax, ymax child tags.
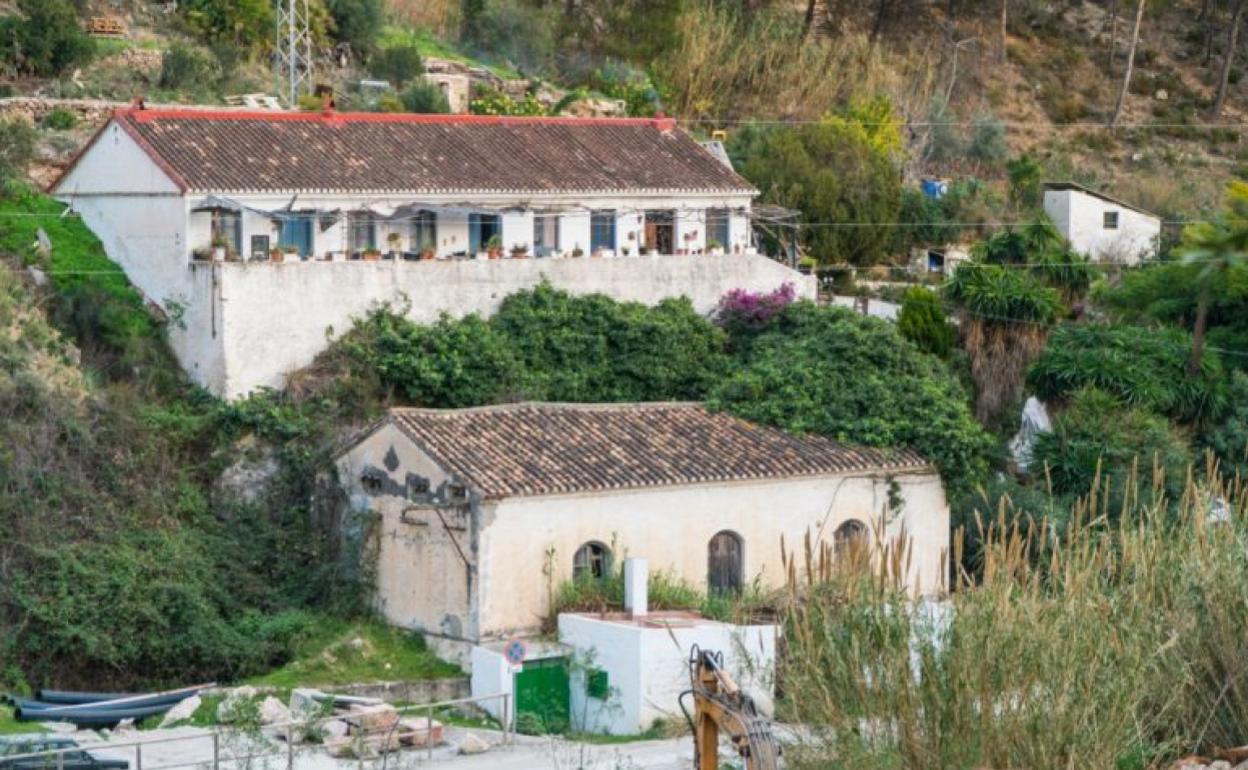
<box><xmin>514</xmin><ymin>656</ymin><xmax>569</xmax><ymax>734</ymax></box>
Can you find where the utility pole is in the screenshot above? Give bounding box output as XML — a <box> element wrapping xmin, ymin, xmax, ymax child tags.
<box><xmin>274</xmin><ymin>0</ymin><xmax>313</xmax><ymax>108</ymax></box>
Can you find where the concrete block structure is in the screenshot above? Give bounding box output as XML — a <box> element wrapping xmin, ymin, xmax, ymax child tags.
<box><xmin>1043</xmin><ymin>181</ymin><xmax>1161</xmax><ymax>264</ymax></box>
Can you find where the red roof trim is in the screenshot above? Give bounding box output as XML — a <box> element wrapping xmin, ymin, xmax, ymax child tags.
<box><xmin>117</xmin><ymin>107</ymin><xmax>678</xmax><ymax>131</ymax></box>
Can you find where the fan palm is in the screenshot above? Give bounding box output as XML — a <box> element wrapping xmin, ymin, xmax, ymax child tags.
<box><xmin>1176</xmin><ymin>180</ymin><xmax>1248</xmax><ymax>375</ymax></box>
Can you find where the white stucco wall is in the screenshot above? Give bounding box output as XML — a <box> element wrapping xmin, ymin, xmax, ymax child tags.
<box><xmin>207</xmin><ymin>254</ymin><xmax>812</xmax><ymax>398</ymax></box>
<box><xmin>469</xmin><ymin>646</ymin><xmax>513</xmax><ymax>723</ymax></box>
<box><xmin>558</xmin><ymin>614</ymin><xmax>776</xmax><ymax>735</ymax></box>
<box><xmin>55</xmin><ymin>121</ymin><xmax>181</xmax><ymax>195</ymax></box>
<box><xmin>477</xmin><ymin>470</ymin><xmax>948</xmax><ymax>640</ymax></box>
<box><xmin>1044</xmin><ymin>188</ymin><xmax>1160</xmax><ymax>264</ymax></box>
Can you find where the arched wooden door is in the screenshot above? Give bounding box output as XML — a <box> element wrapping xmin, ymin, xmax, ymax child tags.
<box><xmin>707</xmin><ymin>530</ymin><xmax>743</xmax><ymax>594</ymax></box>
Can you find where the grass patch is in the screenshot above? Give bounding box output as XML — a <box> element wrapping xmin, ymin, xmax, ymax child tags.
<box><xmin>0</xmin><ymin>705</ymin><xmax>44</xmax><ymax>735</ymax></box>
<box><xmin>377</xmin><ymin>25</ymin><xmax>521</xmax><ymax>79</ymax></box>
<box><xmin>245</xmin><ymin>620</ymin><xmax>460</xmax><ymax>688</ymax></box>
<box><xmin>568</xmin><ymin>722</ymin><xmax>668</xmax><ymax>744</ymax></box>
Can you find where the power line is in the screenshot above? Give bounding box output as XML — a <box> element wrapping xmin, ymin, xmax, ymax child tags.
<box><xmin>674</xmin><ymin>117</ymin><xmax>1248</xmax><ymax>130</ymax></box>
<box><xmin>3</xmin><ymin>210</ymin><xmax>1244</xmax><ymax>230</ymax></box>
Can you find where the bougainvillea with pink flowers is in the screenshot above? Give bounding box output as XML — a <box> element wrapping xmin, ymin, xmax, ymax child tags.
<box><xmin>715</xmin><ymin>282</ymin><xmax>797</xmax><ymax>331</ymax></box>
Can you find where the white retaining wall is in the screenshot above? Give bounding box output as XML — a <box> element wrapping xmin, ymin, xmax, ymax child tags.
<box><xmin>194</xmin><ymin>254</ymin><xmax>813</xmax><ymax>399</ymax></box>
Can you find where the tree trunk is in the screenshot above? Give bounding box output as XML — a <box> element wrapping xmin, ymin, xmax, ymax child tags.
<box><xmin>1213</xmin><ymin>0</ymin><xmax>1246</xmax><ymax>117</ymax></box>
<box><xmin>1111</xmin><ymin>0</ymin><xmax>1146</xmax><ymax>127</ymax></box>
<box><xmin>999</xmin><ymin>0</ymin><xmax>1008</xmax><ymax>63</ymax></box>
<box><xmin>871</xmin><ymin>0</ymin><xmax>891</xmax><ymax>42</ymax></box>
<box><xmin>1106</xmin><ymin>0</ymin><xmax>1118</xmax><ymax>75</ymax></box>
<box><xmin>803</xmin><ymin>0</ymin><xmax>818</xmax><ymax>36</ymax></box>
<box><xmin>1190</xmin><ymin>284</ymin><xmax>1210</xmax><ymax>375</ymax></box>
<box><xmin>1204</xmin><ymin>1</ymin><xmax>1219</xmax><ymax>66</ymax></box>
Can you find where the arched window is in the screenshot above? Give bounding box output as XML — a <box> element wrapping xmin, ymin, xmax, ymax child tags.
<box><xmin>573</xmin><ymin>541</ymin><xmax>611</xmax><ymax>581</ymax></box>
<box><xmin>707</xmin><ymin>530</ymin><xmax>743</xmax><ymax>594</ymax></box>
<box><xmin>833</xmin><ymin>519</ymin><xmax>868</xmax><ymax>560</ymax></box>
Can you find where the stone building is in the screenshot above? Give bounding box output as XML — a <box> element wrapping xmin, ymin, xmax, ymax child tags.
<box><xmin>335</xmin><ymin>401</ymin><xmax>950</xmax><ymax>655</ymax></box>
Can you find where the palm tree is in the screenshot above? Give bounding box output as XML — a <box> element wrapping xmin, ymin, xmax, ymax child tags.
<box><xmin>1177</xmin><ymin>181</ymin><xmax>1248</xmax><ymax>375</ymax></box>
<box><xmin>944</xmin><ymin>263</ymin><xmax>1062</xmax><ymax>424</ymax></box>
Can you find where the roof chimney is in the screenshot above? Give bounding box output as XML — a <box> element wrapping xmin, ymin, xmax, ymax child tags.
<box><xmin>623</xmin><ymin>558</ymin><xmax>648</xmax><ymax>619</ymax></box>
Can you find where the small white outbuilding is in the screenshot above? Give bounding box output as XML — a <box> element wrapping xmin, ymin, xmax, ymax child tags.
<box><xmin>1043</xmin><ymin>181</ymin><xmax>1161</xmax><ymax>264</ymax></box>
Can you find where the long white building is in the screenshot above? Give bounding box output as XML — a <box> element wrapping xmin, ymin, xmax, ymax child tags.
<box><xmin>51</xmin><ymin>107</ymin><xmax>810</xmax><ymax>399</ymax></box>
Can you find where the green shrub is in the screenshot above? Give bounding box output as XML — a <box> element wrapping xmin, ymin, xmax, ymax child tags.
<box><xmin>327</xmin><ymin>0</ymin><xmax>383</xmax><ymax>59</ymax></box>
<box><xmin>179</xmin><ymin>0</ymin><xmax>274</xmax><ymax>52</ymax></box>
<box><xmin>464</xmin><ymin>0</ymin><xmax>557</xmax><ymax>74</ymax></box>
<box><xmin>356</xmin><ymin>310</ymin><xmax>524</xmax><ymax>407</ymax></box>
<box><xmin>1007</xmin><ymin>154</ymin><xmax>1044</xmax><ymax>210</ymax></box>
<box><xmin>1201</xmin><ymin>371</ymin><xmax>1248</xmax><ymax>480</ymax></box>
<box><xmin>1</xmin><ymin>0</ymin><xmax>94</xmax><ymax>76</ymax></box>
<box><xmin>400</xmin><ymin>81</ymin><xmax>451</xmax><ymax>114</ymax></box>
<box><xmin>1030</xmin><ymin>387</ymin><xmax>1192</xmax><ymax>503</ymax></box>
<box><xmin>1029</xmin><ymin>324</ymin><xmax>1227</xmax><ymax>424</ymax></box>
<box><xmin>0</xmin><ymin>119</ymin><xmax>37</xmax><ymax>183</ymax></box>
<box><xmin>40</xmin><ymin>108</ymin><xmax>77</xmax><ymax>131</ymax></box>
<box><xmin>491</xmin><ymin>284</ymin><xmax>729</xmax><ymax>402</ymax></box>
<box><xmin>469</xmin><ymin>86</ymin><xmax>548</xmax><ymax>116</ymax></box>
<box><xmin>897</xmin><ymin>286</ymin><xmax>955</xmax><ymax>358</ymax></box>
<box><xmin>709</xmin><ymin>302</ymin><xmax>992</xmax><ymax>491</ymax></box>
<box><xmin>737</xmin><ymin>98</ymin><xmax>902</xmax><ymax>266</ymax></box>
<box><xmin>159</xmin><ymin>42</ymin><xmax>221</xmax><ymax>91</ymax></box>
<box><xmin>967</xmin><ymin>112</ymin><xmax>1007</xmax><ymax>165</ymax></box>
<box><xmin>370</xmin><ymin>43</ymin><xmax>423</xmax><ymax>88</ymax></box>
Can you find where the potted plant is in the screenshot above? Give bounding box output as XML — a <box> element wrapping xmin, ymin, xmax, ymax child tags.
<box><xmin>363</xmin><ymin>248</ymin><xmax>382</xmax><ymax>261</ymax></box>
<box><xmin>510</xmin><ymin>243</ymin><xmax>529</xmax><ymax>259</ymax></box>
<box><xmin>282</xmin><ymin>245</ymin><xmax>299</xmax><ymax>262</ymax></box>
<box><xmin>211</xmin><ymin>236</ymin><xmax>228</xmax><ymax>262</ymax></box>
<box><xmin>798</xmin><ymin>255</ymin><xmax>817</xmax><ymax>274</ymax></box>
<box><xmin>420</xmin><ymin>246</ymin><xmax>436</xmax><ymax>261</ymax></box>
<box><xmin>386</xmin><ymin>232</ymin><xmax>402</xmax><ymax>259</ymax></box>
<box><xmin>621</xmin><ymin>245</ymin><xmax>631</xmax><ymax>257</ymax></box>
<box><xmin>707</xmin><ymin>239</ymin><xmax>724</xmax><ymax>256</ymax></box>
<box><xmin>571</xmin><ymin>245</ymin><xmax>584</xmax><ymax>258</ymax></box>
<box><xmin>486</xmin><ymin>235</ymin><xmax>503</xmax><ymax>260</ymax></box>
<box><xmin>321</xmin><ymin>251</ymin><xmax>334</xmax><ymax>261</ymax></box>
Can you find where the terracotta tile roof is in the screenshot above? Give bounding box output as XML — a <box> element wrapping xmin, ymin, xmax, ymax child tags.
<box><xmin>98</xmin><ymin>108</ymin><xmax>755</xmax><ymax>195</ymax></box>
<box><xmin>381</xmin><ymin>402</ymin><xmax>931</xmax><ymax>499</ymax></box>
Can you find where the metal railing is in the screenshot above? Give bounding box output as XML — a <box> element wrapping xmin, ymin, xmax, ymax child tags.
<box><xmin>2</xmin><ymin>692</ymin><xmax>512</xmax><ymax>770</ymax></box>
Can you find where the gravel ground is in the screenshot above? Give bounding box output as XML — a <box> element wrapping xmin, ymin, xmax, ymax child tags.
<box><xmin>52</xmin><ymin>725</ymin><xmax>699</xmax><ymax>770</ymax></box>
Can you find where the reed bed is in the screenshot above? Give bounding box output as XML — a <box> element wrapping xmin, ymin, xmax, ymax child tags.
<box><xmin>782</xmin><ymin>461</ymin><xmax>1248</xmax><ymax>769</ymax></box>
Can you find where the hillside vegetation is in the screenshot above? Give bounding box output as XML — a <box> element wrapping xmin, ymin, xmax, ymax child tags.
<box><xmin>2</xmin><ymin>0</ymin><xmax>1246</xmax><ymax>226</ymax></box>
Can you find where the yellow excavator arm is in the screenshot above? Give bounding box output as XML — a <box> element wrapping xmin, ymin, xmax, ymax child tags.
<box><xmin>680</xmin><ymin>646</ymin><xmax>781</xmax><ymax>770</ymax></box>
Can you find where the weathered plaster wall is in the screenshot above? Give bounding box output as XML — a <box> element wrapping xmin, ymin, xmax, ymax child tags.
<box><xmin>337</xmin><ymin>423</ymin><xmax>481</xmax><ymax>641</ymax></box>
<box><xmin>1044</xmin><ymin>189</ymin><xmax>1160</xmax><ymax>264</ymax></box>
<box><xmin>209</xmin><ymin>254</ymin><xmax>814</xmax><ymax>398</ymax></box>
<box><xmin>477</xmin><ymin>471</ymin><xmax>948</xmax><ymax>640</ymax></box>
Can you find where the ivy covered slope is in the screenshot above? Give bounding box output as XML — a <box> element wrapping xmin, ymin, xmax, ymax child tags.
<box><xmin>709</xmin><ymin>302</ymin><xmax>992</xmax><ymax>493</ymax></box>
<box><xmin>0</xmin><ymin>188</ymin><xmax>373</xmax><ymax>690</ymax></box>
<box><xmin>341</xmin><ymin>284</ymin><xmax>991</xmax><ymax>491</ymax></box>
